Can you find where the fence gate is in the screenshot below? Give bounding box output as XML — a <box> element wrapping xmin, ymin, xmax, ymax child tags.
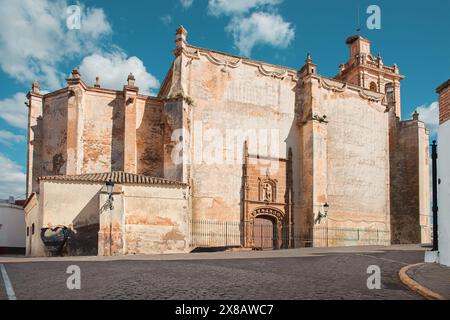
<box><xmin>253</xmin><ymin>218</ymin><xmax>275</xmax><ymax>249</ymax></box>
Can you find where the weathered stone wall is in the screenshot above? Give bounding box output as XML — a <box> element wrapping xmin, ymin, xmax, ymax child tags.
<box><xmin>314</xmin><ymin>80</ymin><xmax>390</xmax><ymax>247</ymax></box>
<box><xmin>25</xmin><ymin>180</ymin><xmax>189</xmax><ymax>257</ymax></box>
<box><xmin>27</xmin><ymin>90</ymin><xmax>44</xmax><ymax>196</ymax></box>
<box><xmin>24</xmin><ymin>194</ymin><xmax>46</xmax><ymax>256</ymax></box>
<box><xmin>389</xmin><ymin>119</ymin><xmax>430</xmax><ymax>244</ymax></box>
<box><xmin>296</xmin><ymin>78</ymin><xmax>315</xmax><ymax>240</ymax></box>
<box><xmin>82</xmin><ymin>91</ymin><xmax>124</xmax><ymax>173</ymax></box>
<box><xmin>122</xmin><ymin>184</ymin><xmax>190</xmax><ymax>254</ymax></box>
<box><xmin>162</xmin><ymin>98</ymin><xmax>188</xmax><ymax>182</ymax></box>
<box><xmin>40</xmin><ymin>181</ymin><xmax>102</xmax><ymax>255</ymax></box>
<box><xmin>35</xmin><ymin>87</ymin><xmax>166</xmax><ymax>179</ymax></box>
<box><xmin>41</xmin><ymin>92</ymin><xmax>69</xmax><ymax>176</ymax></box>
<box><xmin>136</xmin><ymin>99</ymin><xmax>164</xmax><ymax>177</ymax></box>
<box><xmin>321</xmin><ymin>87</ymin><xmax>390</xmax><ymax>229</ymax></box>
<box><xmin>418</xmin><ymin>121</ymin><xmax>431</xmax><ymax>244</ymax></box>
<box><xmin>181</xmin><ymin>47</ymin><xmax>299</xmax><ymax>224</ymax></box>
<box><xmin>296</xmin><ymin>74</ymin><xmax>390</xmax><ymax>246</ymax></box>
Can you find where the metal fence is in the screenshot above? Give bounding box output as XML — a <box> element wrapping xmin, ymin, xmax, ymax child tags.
<box><xmin>421</xmin><ymin>225</ymin><xmax>433</xmax><ymax>245</ymax></box>
<box><xmin>189</xmin><ymin>219</ymin><xmax>391</xmax><ymax>249</ymax></box>
<box><xmin>190</xmin><ymin>219</ymin><xmax>242</xmax><ymax>248</ymax></box>
<box><xmin>294</xmin><ymin>226</ymin><xmax>391</xmax><ymax>248</ymax></box>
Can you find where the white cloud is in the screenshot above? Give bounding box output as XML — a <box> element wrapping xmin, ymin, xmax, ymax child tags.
<box><xmin>0</xmin><ymin>92</ymin><xmax>28</xmax><ymax>129</ymax></box>
<box><xmin>78</xmin><ymin>52</ymin><xmax>160</xmax><ymax>95</ymax></box>
<box><xmin>0</xmin><ymin>0</ymin><xmax>112</xmax><ymax>90</ymax></box>
<box><xmin>208</xmin><ymin>0</ymin><xmax>282</xmax><ymax>16</ymax></box>
<box><xmin>416</xmin><ymin>101</ymin><xmax>439</xmax><ymax>137</ymax></box>
<box><xmin>206</xmin><ymin>0</ymin><xmax>294</xmax><ymax>56</ymax></box>
<box><xmin>80</xmin><ymin>6</ymin><xmax>112</xmax><ymax>39</ymax></box>
<box><xmin>180</xmin><ymin>0</ymin><xmax>194</xmax><ymax>9</ymax></box>
<box><xmin>226</xmin><ymin>12</ymin><xmax>294</xmax><ymax>56</ymax></box>
<box><xmin>0</xmin><ymin>153</ymin><xmax>26</xmax><ymax>199</ymax></box>
<box><xmin>161</xmin><ymin>14</ymin><xmax>173</xmax><ymax>26</ymax></box>
<box><xmin>0</xmin><ymin>0</ymin><xmax>160</xmax><ymax>95</ymax></box>
<box><xmin>0</xmin><ymin>130</ymin><xmax>26</xmax><ymax>147</ymax></box>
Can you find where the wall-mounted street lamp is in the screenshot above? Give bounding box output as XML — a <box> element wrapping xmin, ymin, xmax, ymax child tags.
<box><xmin>105</xmin><ymin>179</ymin><xmax>115</xmax><ymax>256</ymax></box>
<box><xmin>323</xmin><ymin>203</ymin><xmax>329</xmax><ymax>217</ymax></box>
<box><xmin>315</xmin><ymin>202</ymin><xmax>330</xmax><ymax>224</ymax></box>
<box><xmin>106</xmin><ymin>179</ymin><xmax>115</xmax><ymax>210</ymax></box>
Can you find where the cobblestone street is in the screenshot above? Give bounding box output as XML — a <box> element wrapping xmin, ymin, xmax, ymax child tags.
<box><xmin>0</xmin><ymin>245</ymin><xmax>425</xmax><ymax>300</ymax></box>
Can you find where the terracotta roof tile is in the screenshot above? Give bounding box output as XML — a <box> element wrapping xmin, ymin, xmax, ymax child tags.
<box><xmin>38</xmin><ymin>171</ymin><xmax>187</xmax><ymax>186</ymax></box>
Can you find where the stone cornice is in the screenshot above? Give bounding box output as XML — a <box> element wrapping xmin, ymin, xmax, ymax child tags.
<box><xmin>339</xmin><ymin>62</ymin><xmax>405</xmax><ymax>80</ymax></box>
<box><xmin>66</xmin><ymin>77</ymin><xmax>89</xmax><ymax>89</ymax></box>
<box><xmin>26</xmin><ymin>92</ymin><xmax>43</xmax><ymax>100</ymax></box>
<box><xmin>41</xmin><ymin>85</ymin><xmax>162</xmax><ymax>104</ymax></box>
<box><xmin>184</xmin><ymin>45</ymin><xmax>298</xmax><ymax>81</ymax></box>
<box><xmin>319</xmin><ymin>77</ymin><xmax>386</xmax><ymax>104</ymax></box>
<box><xmin>436</xmin><ymin>79</ymin><xmax>450</xmax><ymax>94</ymax></box>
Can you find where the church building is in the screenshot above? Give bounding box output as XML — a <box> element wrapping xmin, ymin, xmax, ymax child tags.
<box><xmin>24</xmin><ymin>27</ymin><xmax>431</xmax><ymax>256</ymax></box>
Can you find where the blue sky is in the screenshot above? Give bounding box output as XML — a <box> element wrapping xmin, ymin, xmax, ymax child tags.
<box><xmin>0</xmin><ymin>0</ymin><xmax>449</xmax><ymax>199</ymax></box>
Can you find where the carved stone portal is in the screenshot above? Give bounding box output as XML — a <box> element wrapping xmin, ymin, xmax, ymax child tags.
<box><xmin>246</xmin><ymin>207</ymin><xmax>284</xmax><ymax>249</ymax></box>
<box><xmin>242</xmin><ymin>144</ymin><xmax>293</xmax><ymax>249</ymax></box>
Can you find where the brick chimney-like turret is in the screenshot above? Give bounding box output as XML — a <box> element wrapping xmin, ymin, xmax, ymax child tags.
<box><xmin>437</xmin><ymin>79</ymin><xmax>450</xmax><ymax>125</ymax></box>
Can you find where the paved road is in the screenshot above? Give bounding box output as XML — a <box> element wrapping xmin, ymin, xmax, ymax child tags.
<box><xmin>0</xmin><ymin>245</ymin><xmax>425</xmax><ymax>300</ymax></box>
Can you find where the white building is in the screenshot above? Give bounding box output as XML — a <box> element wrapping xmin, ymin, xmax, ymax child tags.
<box><xmin>0</xmin><ymin>199</ymin><xmax>26</xmax><ymax>254</ymax></box>
<box><xmin>437</xmin><ymin>79</ymin><xmax>450</xmax><ymax>267</ymax></box>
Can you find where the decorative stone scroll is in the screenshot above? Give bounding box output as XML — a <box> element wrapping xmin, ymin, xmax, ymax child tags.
<box><xmin>320</xmin><ymin>78</ymin><xmax>347</xmax><ymax>93</ymax></box>
<box><xmin>255</xmin><ymin>64</ymin><xmax>289</xmax><ymax>79</ymax></box>
<box><xmin>319</xmin><ymin>77</ymin><xmax>385</xmax><ymax>106</ymax></box>
<box><xmin>183</xmin><ymin>46</ymin><xmax>298</xmax><ymax>81</ymax></box>
<box><xmin>250</xmin><ymin>207</ymin><xmax>285</xmax><ymax>223</ymax></box>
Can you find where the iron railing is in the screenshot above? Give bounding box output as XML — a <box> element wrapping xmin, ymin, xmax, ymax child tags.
<box><xmin>190</xmin><ymin>219</ymin><xmax>242</xmax><ymax>248</ymax></box>
<box><xmin>293</xmin><ymin>226</ymin><xmax>391</xmax><ymax>248</ymax></box>
<box><xmin>189</xmin><ymin>219</ymin><xmax>391</xmax><ymax>249</ymax></box>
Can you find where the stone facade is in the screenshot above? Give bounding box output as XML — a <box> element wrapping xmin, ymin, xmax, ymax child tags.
<box><xmin>389</xmin><ymin>111</ymin><xmax>431</xmax><ymax>244</ymax></box>
<box><xmin>24</xmin><ymin>28</ymin><xmax>431</xmax><ymax>256</ymax></box>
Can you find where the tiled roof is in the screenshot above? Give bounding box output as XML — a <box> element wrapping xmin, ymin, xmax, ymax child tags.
<box><xmin>39</xmin><ymin>171</ymin><xmax>187</xmax><ymax>186</ymax></box>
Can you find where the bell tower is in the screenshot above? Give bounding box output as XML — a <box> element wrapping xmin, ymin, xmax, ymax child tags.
<box><xmin>348</xmin><ymin>34</ymin><xmax>371</xmax><ymax>59</ymax></box>
<box><xmin>336</xmin><ymin>35</ymin><xmax>405</xmax><ymax>118</ymax></box>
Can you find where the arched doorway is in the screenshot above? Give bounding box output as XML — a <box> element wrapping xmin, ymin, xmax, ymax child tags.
<box><xmin>253</xmin><ymin>216</ymin><xmax>276</xmax><ymax>250</ymax></box>
<box><xmin>244</xmin><ymin>207</ymin><xmax>285</xmax><ymax>249</ymax></box>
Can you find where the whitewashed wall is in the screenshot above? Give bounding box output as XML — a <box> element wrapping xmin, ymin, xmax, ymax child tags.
<box><xmin>0</xmin><ymin>203</ymin><xmax>25</xmax><ymax>249</ymax></box>
<box><xmin>438</xmin><ymin>122</ymin><xmax>450</xmax><ymax>266</ymax></box>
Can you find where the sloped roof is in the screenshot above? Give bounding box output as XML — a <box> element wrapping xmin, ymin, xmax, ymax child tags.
<box><xmin>38</xmin><ymin>171</ymin><xmax>187</xmax><ymax>186</ymax></box>
<box><xmin>345</xmin><ymin>34</ymin><xmax>369</xmax><ymax>45</ymax></box>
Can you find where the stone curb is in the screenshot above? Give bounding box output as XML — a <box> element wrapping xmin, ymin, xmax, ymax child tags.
<box><xmin>399</xmin><ymin>263</ymin><xmax>447</xmax><ymax>300</ymax></box>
